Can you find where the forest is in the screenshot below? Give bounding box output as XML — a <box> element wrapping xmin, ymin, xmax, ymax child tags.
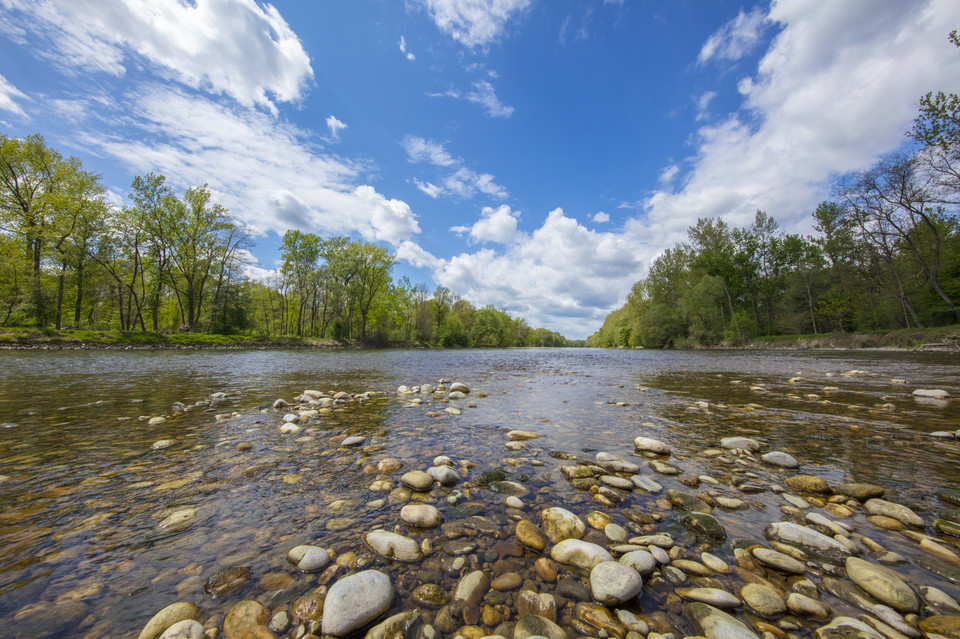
<box><xmin>588</xmin><ymin>53</ymin><xmax>960</xmax><ymax>348</ymax></box>
<box><xmin>0</xmin><ymin>138</ymin><xmax>572</xmax><ymax>347</ymax></box>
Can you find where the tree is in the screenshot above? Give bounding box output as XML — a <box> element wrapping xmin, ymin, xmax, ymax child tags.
<box><xmin>911</xmin><ymin>31</ymin><xmax>960</xmax><ymax>156</ymax></box>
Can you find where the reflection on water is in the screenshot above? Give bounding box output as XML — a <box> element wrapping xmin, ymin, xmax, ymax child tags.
<box><xmin>0</xmin><ymin>348</ymin><xmax>958</xmax><ymax>637</ymax></box>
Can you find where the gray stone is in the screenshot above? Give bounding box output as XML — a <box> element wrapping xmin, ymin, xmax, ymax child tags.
<box><xmin>863</xmin><ymin>499</ymin><xmax>924</xmax><ymax>527</ymax></box>
<box><xmin>590</xmin><ymin>561</ymin><xmax>642</xmax><ymax>605</ymax></box>
<box><xmin>515</xmin><ymin>614</ymin><xmax>566</xmax><ymax>639</ymax></box>
<box><xmin>288</xmin><ymin>545</ymin><xmax>330</xmax><ymax>572</ymax></box>
<box><xmin>912</xmin><ymin>388</ymin><xmax>949</xmax><ymax>398</ymax></box>
<box><xmin>630</xmin><ymin>474</ymin><xmax>663</xmax><ymax>493</ymax></box>
<box><xmin>364</xmin><ymin>530</ymin><xmax>422</xmax><ymax>562</ymax></box>
<box><xmin>739</xmin><ymin>583</ymin><xmax>785</xmax><ymax>618</ymax></box>
<box><xmin>684</xmin><ymin>601</ymin><xmax>760</xmax><ymax>639</ymax></box>
<box><xmin>634</xmin><ymin>436</ymin><xmax>671</xmax><ymax>454</ymax></box>
<box><xmin>400</xmin><ymin>503</ymin><xmax>443</xmax><ymax>528</ymax></box>
<box><xmin>453</xmin><ymin>570</ymin><xmax>490</xmax><ymax>606</ymax></box>
<box><xmin>765</xmin><ymin>522</ymin><xmax>850</xmax><ymax>562</ymax></box>
<box><xmin>159</xmin><ymin>620</ymin><xmax>205</xmax><ymax>639</ymax></box>
<box><xmin>786</xmin><ymin>593</ymin><xmax>830</xmax><ymax>619</ymax></box>
<box><xmin>550</xmin><ymin>539</ymin><xmax>614</xmax><ymax>570</ymax></box>
<box><xmin>342</xmin><ymin>436</ymin><xmax>366</xmax><ymax>447</ymax></box>
<box><xmin>427</xmin><ymin>465</ymin><xmax>460</xmax><ymax>486</ymax></box>
<box><xmin>676</xmin><ymin>588</ymin><xmax>742</xmax><ymax>609</ymax></box>
<box><xmin>845</xmin><ymin>557</ymin><xmax>919</xmax><ymax>612</ymax></box>
<box><xmin>813</xmin><ymin>617</ymin><xmax>884</xmax><ymax>639</ymax></box>
<box><xmin>138</xmin><ymin>603</ymin><xmax>202</xmax><ymax>639</ymax></box>
<box><xmin>619</xmin><ymin>550</ymin><xmax>657</xmax><ymax>575</ymax></box>
<box><xmin>762</xmin><ymin>451</ymin><xmax>800</xmax><ymax>468</ymax></box>
<box><xmin>752</xmin><ymin>547</ymin><xmax>806</xmax><ymax>574</ymax></box>
<box><xmin>720</xmin><ymin>437</ymin><xmax>761</xmax><ymax>452</ymax></box>
<box><xmin>322</xmin><ymin>570</ymin><xmax>394</xmax><ymax>637</ymax></box>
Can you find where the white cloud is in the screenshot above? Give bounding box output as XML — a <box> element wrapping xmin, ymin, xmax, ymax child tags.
<box><xmin>695</xmin><ymin>90</ymin><xmax>716</xmax><ymax>121</ymax></box>
<box><xmin>451</xmin><ymin>204</ymin><xmax>519</xmax><ymax>243</ymax></box>
<box><xmin>591</xmin><ymin>211</ymin><xmax>610</xmax><ymax>223</ymax></box>
<box><xmin>402</xmin><ymin>136</ymin><xmax>507</xmax><ymax>200</ymax></box>
<box><xmin>0</xmin><ymin>73</ymin><xmax>28</xmax><ymax>116</ymax></box>
<box><xmin>413</xmin><ymin>0</ymin><xmax>531</xmax><ymax>48</ymax></box>
<box><xmin>399</xmin><ymin>207</ymin><xmax>644</xmax><ymax>338</ymax></box>
<box><xmin>402</xmin><ymin>135</ymin><xmax>457</xmax><ymax>166</ymax></box>
<box><xmin>657</xmin><ymin>164</ymin><xmax>679</xmax><ymax>184</ymax></box>
<box><xmin>84</xmin><ymin>85</ymin><xmax>420</xmax><ymax>245</ymax></box>
<box><xmin>399</xmin><ymin>35</ymin><xmax>416</xmax><ymax>61</ymax></box>
<box><xmin>3</xmin><ymin>0</ymin><xmax>313</xmax><ymax>113</ymax></box>
<box><xmin>466</xmin><ymin>80</ymin><xmax>514</xmax><ymax>118</ymax></box>
<box><xmin>640</xmin><ymin>0</ymin><xmax>960</xmax><ymax>254</ymax></box>
<box><xmin>698</xmin><ymin>7</ymin><xmax>767</xmax><ymax>64</ymax></box>
<box><xmin>325</xmin><ymin>115</ymin><xmax>347</xmax><ymax>140</ymax></box>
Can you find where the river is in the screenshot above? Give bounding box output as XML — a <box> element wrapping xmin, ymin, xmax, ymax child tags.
<box><xmin>0</xmin><ymin>348</ymin><xmax>958</xmax><ymax>638</ymax></box>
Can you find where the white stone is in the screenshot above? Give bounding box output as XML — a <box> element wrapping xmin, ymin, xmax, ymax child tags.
<box><xmin>364</xmin><ymin>530</ymin><xmax>421</xmax><ymax>562</ymax></box>
<box><xmin>634</xmin><ymin>436</ymin><xmax>671</xmax><ymax>454</ymax></box>
<box><xmin>590</xmin><ymin>560</ymin><xmax>642</xmax><ymax>605</ymax></box>
<box><xmin>618</xmin><ymin>550</ymin><xmax>657</xmax><ymax>575</ymax></box>
<box><xmin>321</xmin><ymin>570</ymin><xmax>394</xmax><ymax>637</ymax></box>
<box><xmin>550</xmin><ymin>539</ymin><xmax>613</xmax><ymax>570</ymax></box>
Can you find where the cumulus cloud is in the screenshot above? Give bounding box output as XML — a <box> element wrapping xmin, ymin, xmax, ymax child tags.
<box><xmin>84</xmin><ymin>85</ymin><xmax>420</xmax><ymax>245</ymax></box>
<box><xmin>399</xmin><ymin>35</ymin><xmax>416</xmax><ymax>61</ymax></box>
<box><xmin>2</xmin><ymin>0</ymin><xmax>313</xmax><ymax>113</ymax></box>
<box><xmin>658</xmin><ymin>164</ymin><xmax>679</xmax><ymax>185</ymax></box>
<box><xmin>402</xmin><ymin>135</ymin><xmax>507</xmax><ymax>200</ymax></box>
<box><xmin>413</xmin><ymin>0</ymin><xmax>531</xmax><ymax>48</ymax></box>
<box><xmin>325</xmin><ymin>115</ymin><xmax>347</xmax><ymax>140</ymax></box>
<box><xmin>591</xmin><ymin>211</ymin><xmax>610</xmax><ymax>223</ymax></box>
<box><xmin>466</xmin><ymin>80</ymin><xmax>514</xmax><ymax>118</ymax></box>
<box><xmin>695</xmin><ymin>90</ymin><xmax>716</xmax><ymax>121</ymax></box>
<box><xmin>640</xmin><ymin>0</ymin><xmax>960</xmax><ymax>253</ymax></box>
<box><xmin>399</xmin><ymin>208</ymin><xmax>644</xmax><ymax>337</ymax></box>
<box><xmin>698</xmin><ymin>6</ymin><xmax>768</xmax><ymax>64</ymax></box>
<box><xmin>0</xmin><ymin>73</ymin><xmax>28</xmax><ymax>116</ymax></box>
<box><xmin>451</xmin><ymin>204</ymin><xmax>519</xmax><ymax>243</ymax></box>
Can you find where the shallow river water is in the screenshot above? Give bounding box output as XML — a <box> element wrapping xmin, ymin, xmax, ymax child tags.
<box><xmin>0</xmin><ymin>348</ymin><xmax>958</xmax><ymax>639</ymax></box>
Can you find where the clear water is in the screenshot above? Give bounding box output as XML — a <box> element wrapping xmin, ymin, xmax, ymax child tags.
<box><xmin>1</xmin><ymin>348</ymin><xmax>958</xmax><ymax>637</ymax></box>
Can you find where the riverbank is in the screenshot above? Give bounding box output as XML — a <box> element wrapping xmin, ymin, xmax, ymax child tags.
<box><xmin>740</xmin><ymin>325</ymin><xmax>960</xmax><ymax>352</ymax></box>
<box><xmin>0</xmin><ymin>328</ymin><xmax>361</xmax><ymax>350</ymax></box>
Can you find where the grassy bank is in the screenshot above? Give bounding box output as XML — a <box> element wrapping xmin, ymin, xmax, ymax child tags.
<box><xmin>0</xmin><ymin>328</ymin><xmax>352</xmax><ymax>350</ymax></box>
<box><xmin>738</xmin><ymin>324</ymin><xmax>960</xmax><ymax>351</ymax></box>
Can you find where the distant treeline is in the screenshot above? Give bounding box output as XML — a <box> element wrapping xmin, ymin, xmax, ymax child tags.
<box><xmin>0</xmin><ymin>135</ymin><xmax>575</xmax><ymax>347</ymax></box>
<box><xmin>589</xmin><ymin>33</ymin><xmax>960</xmax><ymax>348</ymax></box>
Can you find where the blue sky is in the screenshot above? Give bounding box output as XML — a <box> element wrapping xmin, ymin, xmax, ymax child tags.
<box><xmin>1</xmin><ymin>0</ymin><xmax>958</xmax><ymax>338</ymax></box>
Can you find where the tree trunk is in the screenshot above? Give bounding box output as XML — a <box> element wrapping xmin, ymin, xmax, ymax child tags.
<box><xmin>56</xmin><ymin>259</ymin><xmax>66</xmax><ymax>330</ymax></box>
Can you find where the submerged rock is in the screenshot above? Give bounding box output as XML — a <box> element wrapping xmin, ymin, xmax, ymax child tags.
<box><xmin>684</xmin><ymin>601</ymin><xmax>760</xmax><ymax>639</ymax></box>
<box><xmin>845</xmin><ymin>557</ymin><xmax>920</xmax><ymax>612</ymax></box>
<box><xmin>321</xmin><ymin>570</ymin><xmax>394</xmax><ymax>637</ymax></box>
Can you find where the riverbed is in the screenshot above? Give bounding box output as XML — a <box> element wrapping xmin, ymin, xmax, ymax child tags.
<box><xmin>0</xmin><ymin>348</ymin><xmax>958</xmax><ymax>639</ymax></box>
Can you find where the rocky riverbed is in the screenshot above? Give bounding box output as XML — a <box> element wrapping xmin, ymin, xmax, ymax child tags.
<box><xmin>1</xmin><ymin>355</ymin><xmax>959</xmax><ymax>639</ymax></box>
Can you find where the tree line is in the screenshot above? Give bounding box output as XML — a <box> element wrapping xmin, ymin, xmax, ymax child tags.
<box><xmin>589</xmin><ymin>33</ymin><xmax>960</xmax><ymax>348</ymax></box>
<box><xmin>0</xmin><ymin>133</ymin><xmax>575</xmax><ymax>346</ymax></box>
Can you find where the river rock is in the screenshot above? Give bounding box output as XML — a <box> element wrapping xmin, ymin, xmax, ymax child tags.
<box><xmin>721</xmin><ymin>437</ymin><xmax>761</xmax><ymax>452</ymax></box>
<box><xmin>863</xmin><ymin>499</ymin><xmax>924</xmax><ymax>527</ymax></box>
<box><xmin>321</xmin><ymin>570</ymin><xmax>394</xmax><ymax>637</ymax></box>
<box><xmin>631</xmin><ymin>475</ymin><xmax>663</xmax><ymax>492</ymax></box>
<box><xmin>541</xmin><ymin>506</ymin><xmax>585</xmax><ymax>543</ymax></box>
<box><xmin>491</xmin><ymin>572</ymin><xmax>523</xmax><ymax>591</ymax></box>
<box><xmin>786</xmin><ymin>593</ymin><xmax>830</xmax><ymax>619</ymax></box>
<box><xmin>453</xmin><ymin>570</ymin><xmax>490</xmax><ymax>606</ymax></box>
<box><xmin>762</xmin><ymin>451</ymin><xmax>800</xmax><ymax>468</ymax></box>
<box><xmin>766</xmin><ymin>522</ymin><xmax>850</xmax><ymax>562</ymax></box>
<box><xmin>678</xmin><ymin>512</ymin><xmax>726</xmax><ymax>540</ymax></box>
<box><xmin>157</xmin><ymin>508</ymin><xmax>198</xmax><ymax>532</ymax></box>
<box><xmin>739</xmin><ymin>583</ymin><xmax>786</xmax><ymax>618</ymax></box>
<box><xmin>600</xmin><ymin>475</ymin><xmax>634</xmax><ymax>490</ymax></box>
<box><xmin>619</xmin><ymin>550</ymin><xmax>657</xmax><ymax>575</ymax></box>
<box><xmin>551</xmin><ymin>539</ymin><xmax>614</xmax><ymax>570</ymax></box>
<box><xmin>813</xmin><ymin>617</ymin><xmax>884</xmax><ymax>639</ymax></box>
<box><xmin>517</xmin><ymin>590</ymin><xmax>557</xmax><ymax>622</ymax></box>
<box><xmin>676</xmin><ymin>587</ymin><xmax>742</xmax><ymax>608</ymax></box>
<box><xmin>634</xmin><ymin>436</ymin><xmax>671</xmax><ymax>454</ymax></box>
<box><xmin>448</xmin><ymin>391</ymin><xmax>467</xmax><ymax>400</ymax></box>
<box><xmin>515</xmin><ymin>519</ymin><xmax>548</xmax><ymax>552</ymax></box>
<box><xmin>845</xmin><ymin>557</ymin><xmax>919</xmax><ymax>612</ymax></box>
<box><xmin>575</xmin><ymin>602</ymin><xmax>626</xmax><ymax>636</ymax></box>
<box><xmin>223</xmin><ymin>601</ymin><xmax>268</xmax><ymax>639</ymax></box>
<box><xmin>158</xmin><ymin>619</ymin><xmax>205</xmax><ymax>639</ymax></box>
<box><xmin>684</xmin><ymin>601</ymin><xmax>760</xmax><ymax>639</ymax></box>
<box><xmin>752</xmin><ymin>547</ymin><xmax>807</xmax><ymax>574</ymax></box>
<box><xmin>507</xmin><ymin>430</ymin><xmax>541</xmax><ymax>440</ymax></box>
<box><xmin>204</xmin><ymin>566</ymin><xmax>251</xmax><ymax>598</ymax></box>
<box><xmin>785</xmin><ymin>475</ymin><xmax>831</xmax><ymax>494</ymax></box>
<box><xmin>400</xmin><ymin>470</ymin><xmax>435</xmax><ymax>492</ymax></box>
<box><xmin>590</xmin><ymin>561</ymin><xmax>642</xmax><ymax>605</ymax></box>
<box><xmin>919</xmin><ymin>615</ymin><xmax>960</xmax><ymax>639</ymax></box>
<box><xmin>922</xmin><ymin>586</ymin><xmax>960</xmax><ymax>614</ymax></box>
<box><xmin>449</xmin><ymin>382</ymin><xmax>470</xmax><ymax>393</ymax></box>
<box><xmin>152</xmin><ymin>439</ymin><xmax>175</xmax><ymax>449</ymax></box>
<box><xmin>427</xmin><ymin>465</ymin><xmax>460</xmax><ymax>486</ymax></box>
<box><xmin>400</xmin><ymin>503</ymin><xmax>442</xmax><ymax>528</ymax></box>
<box><xmin>413</xmin><ymin>584</ymin><xmax>448</xmax><ymax>608</ymax></box>
<box><xmin>667</xmin><ymin>489</ymin><xmax>712</xmax><ymax>513</ymax></box>
<box><xmin>596</xmin><ymin>452</ymin><xmax>640</xmax><ymax>473</ymax></box>
<box><xmin>287</xmin><ymin>545</ymin><xmax>330</xmax><ymax>572</ymax></box>
<box><xmin>837</xmin><ymin>483</ymin><xmax>885</xmax><ymax>500</ymax></box>
<box><xmin>912</xmin><ymin>389</ymin><xmax>950</xmax><ymax>398</ymax></box>
<box><xmin>139</xmin><ymin>602</ymin><xmax>203</xmax><ymax>639</ymax></box>
<box><xmin>515</xmin><ymin>614</ymin><xmax>566</xmax><ymax>639</ymax></box>
<box><xmin>364</xmin><ymin>612</ymin><xmax>414</xmax><ymax>639</ymax></box>
<box><xmin>364</xmin><ymin>530</ymin><xmax>422</xmax><ymax>561</ymax></box>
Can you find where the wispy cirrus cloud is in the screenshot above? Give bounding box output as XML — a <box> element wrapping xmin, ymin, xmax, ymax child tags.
<box><xmin>698</xmin><ymin>6</ymin><xmax>768</xmax><ymax>64</ymax></box>
<box><xmin>412</xmin><ymin>0</ymin><xmax>531</xmax><ymax>48</ymax></box>
<box><xmin>402</xmin><ymin>135</ymin><xmax>507</xmax><ymax>200</ymax></box>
